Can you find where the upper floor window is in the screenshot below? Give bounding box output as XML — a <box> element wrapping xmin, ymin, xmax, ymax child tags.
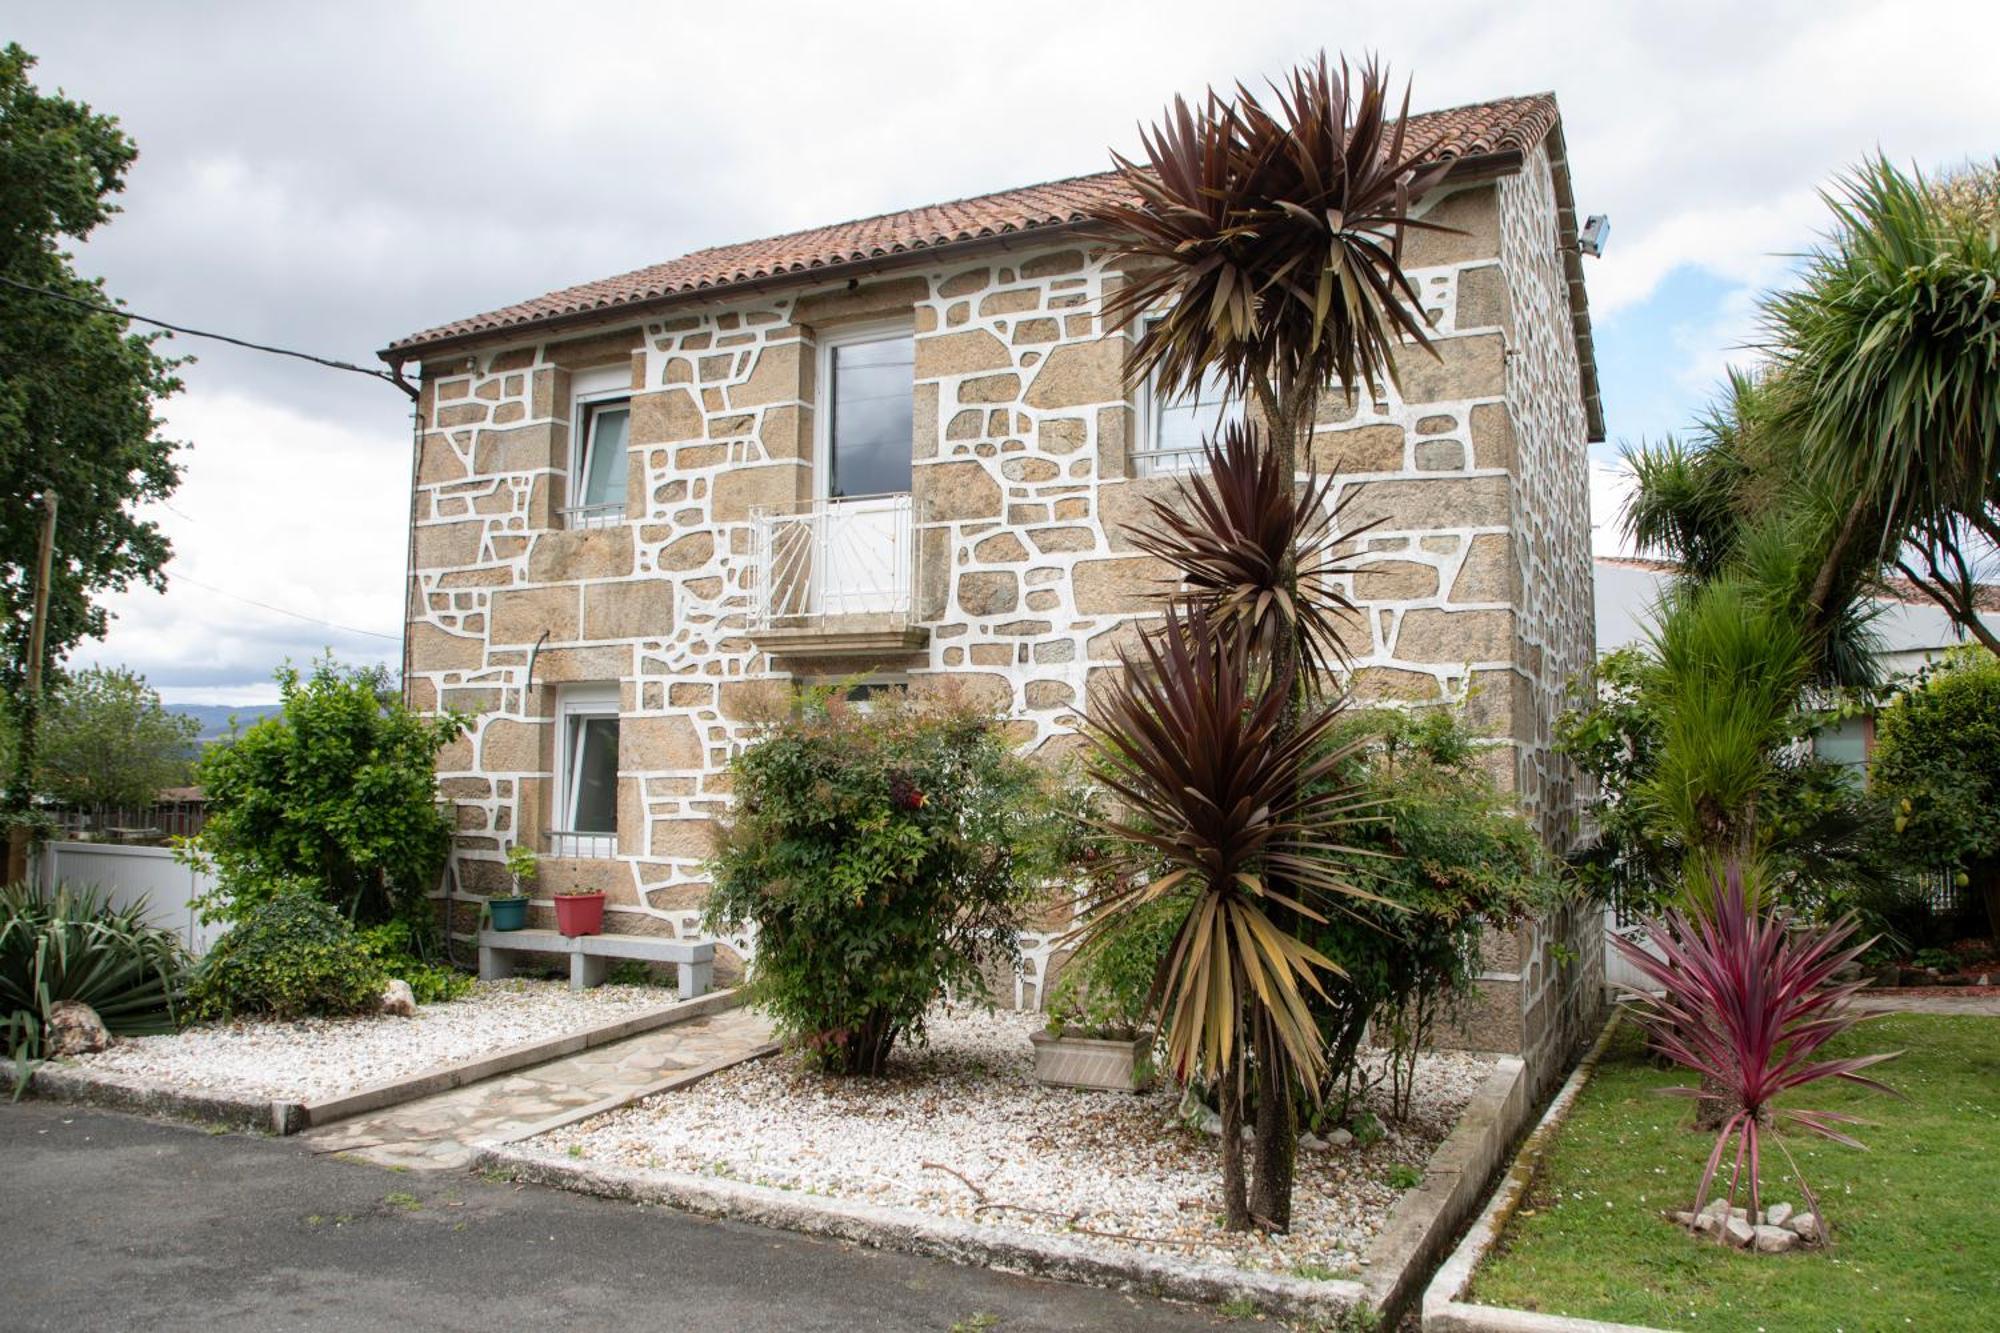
<box><xmin>1132</xmin><ymin>316</ymin><xmax>1245</xmax><ymax>477</ymax></box>
<box><xmin>552</xmin><ymin>682</ymin><xmax>619</xmax><ymax>858</ymax></box>
<box><xmin>818</xmin><ymin>324</ymin><xmax>914</xmax><ymax>499</ymax></box>
<box><xmin>567</xmin><ymin>367</ymin><xmax>630</xmax><ymax>529</ymax></box>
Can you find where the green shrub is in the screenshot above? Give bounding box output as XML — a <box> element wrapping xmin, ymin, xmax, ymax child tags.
<box><xmin>2</xmin><ymin>882</ymin><xmax>191</xmax><ymax>1061</ymax></box>
<box><xmin>1871</xmin><ymin>649</ymin><xmax>2000</xmax><ymax>938</ymax></box>
<box><xmin>1046</xmin><ymin>888</ymin><xmax>1183</xmax><ymax>1040</ymax></box>
<box><xmin>703</xmin><ymin>687</ymin><xmax>1061</xmax><ymax>1074</ymax></box>
<box><xmin>190</xmin><ymin>658</ymin><xmax>466</xmax><ymax>926</ymax></box>
<box><xmin>355</xmin><ymin>919</ymin><xmax>472</xmax><ymax>1005</ymax></box>
<box><xmin>1305</xmin><ymin>707</ymin><xmax>1564</xmax><ymax>1122</ymax></box>
<box><xmin>190</xmin><ymin>895</ymin><xmax>384</xmax><ymax>1022</ymax></box>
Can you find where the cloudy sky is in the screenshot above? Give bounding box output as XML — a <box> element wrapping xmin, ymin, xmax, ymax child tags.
<box><xmin>12</xmin><ymin>0</ymin><xmax>1997</xmax><ymax>702</ymax></box>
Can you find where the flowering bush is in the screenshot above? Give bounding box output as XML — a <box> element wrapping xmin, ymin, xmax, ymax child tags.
<box><xmin>703</xmin><ymin>686</ymin><xmax>1063</xmax><ymax>1075</ymax></box>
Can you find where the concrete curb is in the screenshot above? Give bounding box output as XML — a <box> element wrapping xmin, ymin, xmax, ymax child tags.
<box><xmin>1420</xmin><ymin>1014</ymin><xmax>1669</xmax><ymax>1333</ymax></box>
<box><xmin>1360</xmin><ymin>1054</ymin><xmax>1530</xmax><ymax>1319</ymax></box>
<box><xmin>29</xmin><ymin>987</ymin><xmax>745</xmax><ymax>1136</ymax></box>
<box><xmin>473</xmin><ymin>1141</ymin><xmax>1373</xmax><ymax>1322</ymax></box>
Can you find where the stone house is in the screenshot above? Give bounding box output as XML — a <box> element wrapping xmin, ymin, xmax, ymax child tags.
<box><xmin>381</xmin><ymin>90</ymin><xmax>1606</xmax><ymax>1090</ymax></box>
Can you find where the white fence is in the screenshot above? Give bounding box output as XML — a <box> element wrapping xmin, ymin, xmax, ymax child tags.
<box><xmin>37</xmin><ymin>840</ymin><xmax>224</xmax><ymax>956</ymax></box>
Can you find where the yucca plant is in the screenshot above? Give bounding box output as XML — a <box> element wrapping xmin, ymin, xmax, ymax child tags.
<box><xmin>1075</xmin><ymin>605</ymin><xmax>1379</xmax><ymax>1229</ymax></box>
<box><xmin>1611</xmin><ymin>861</ymin><xmax>1898</xmax><ymax>1239</ymax></box>
<box><xmin>1086</xmin><ymin>51</ymin><xmax>1444</xmax><ymax>1232</ymax></box>
<box><xmin>1091</xmin><ymin>53</ymin><xmax>1448</xmax><ymax>458</ymax></box>
<box><xmin>1126</xmin><ymin>418</ymin><xmax>1365</xmax><ymax>689</ymax></box>
<box><xmin>1</xmin><ymin>882</ymin><xmax>191</xmax><ymax>1074</ymax></box>
<box><xmin>1771</xmin><ymin>157</ymin><xmax>2000</xmax><ymax>652</ymax></box>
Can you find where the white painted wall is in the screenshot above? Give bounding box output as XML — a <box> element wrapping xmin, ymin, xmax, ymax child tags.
<box><xmin>37</xmin><ymin>841</ymin><xmax>224</xmax><ymax>956</ymax></box>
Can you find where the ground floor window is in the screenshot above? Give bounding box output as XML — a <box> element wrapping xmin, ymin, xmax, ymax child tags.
<box><xmin>553</xmin><ymin>682</ymin><xmax>619</xmax><ymax>857</ymax></box>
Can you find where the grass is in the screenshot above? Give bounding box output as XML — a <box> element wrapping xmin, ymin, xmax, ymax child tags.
<box><xmin>1470</xmin><ymin>1014</ymin><xmax>1998</xmax><ymax>1331</ymax></box>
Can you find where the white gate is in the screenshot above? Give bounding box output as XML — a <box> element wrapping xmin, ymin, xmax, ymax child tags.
<box><xmin>38</xmin><ymin>841</ymin><xmax>224</xmax><ymax>956</ymax></box>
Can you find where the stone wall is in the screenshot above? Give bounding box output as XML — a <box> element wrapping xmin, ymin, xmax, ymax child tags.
<box><xmin>1432</xmin><ymin>140</ymin><xmax>1605</xmax><ymax>1088</ymax></box>
<box><xmin>405</xmin><ymin>150</ymin><xmax>1598</xmax><ymax>1058</ymax></box>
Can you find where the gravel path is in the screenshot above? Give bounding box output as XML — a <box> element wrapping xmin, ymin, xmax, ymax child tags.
<box><xmin>538</xmin><ymin>1007</ymin><xmax>1492</xmax><ymax>1275</ymax></box>
<box><xmin>70</xmin><ymin>980</ymin><xmax>679</xmax><ymax>1103</ymax></box>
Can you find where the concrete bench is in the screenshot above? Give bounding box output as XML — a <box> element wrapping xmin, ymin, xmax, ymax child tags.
<box><xmin>477</xmin><ymin>929</ymin><xmax>715</xmax><ymax>999</ymax></box>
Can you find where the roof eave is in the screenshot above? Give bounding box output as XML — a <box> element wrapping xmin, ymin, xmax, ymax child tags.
<box><xmin>378</xmin><ymin>145</ymin><xmax>1558</xmax><ymax>370</ymax></box>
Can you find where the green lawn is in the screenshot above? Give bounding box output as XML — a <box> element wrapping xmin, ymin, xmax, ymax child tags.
<box><xmin>1469</xmin><ymin>1013</ymin><xmax>1999</xmax><ymax>1331</ymax></box>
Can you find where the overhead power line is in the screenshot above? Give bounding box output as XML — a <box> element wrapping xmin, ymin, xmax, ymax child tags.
<box><xmin>0</xmin><ymin>274</ymin><xmax>417</xmax><ymax>400</ymax></box>
<box><xmin>170</xmin><ymin>569</ymin><xmax>401</xmax><ymax>643</ymax></box>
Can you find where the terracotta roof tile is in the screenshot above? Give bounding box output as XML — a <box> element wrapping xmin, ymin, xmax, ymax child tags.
<box><xmin>384</xmin><ymin>92</ymin><xmax>1560</xmax><ymax>358</ymax></box>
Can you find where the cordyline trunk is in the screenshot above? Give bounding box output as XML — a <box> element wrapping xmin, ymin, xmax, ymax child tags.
<box><xmin>1246</xmin><ymin>372</ymin><xmax>1318</xmax><ymax>1231</ymax></box>
<box><xmin>1219</xmin><ymin>1064</ymin><xmax>1252</xmax><ymax>1230</ymax></box>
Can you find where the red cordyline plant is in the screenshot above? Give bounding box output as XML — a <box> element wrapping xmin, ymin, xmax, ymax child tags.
<box><xmin>1612</xmin><ymin>861</ymin><xmax>1899</xmax><ymax>1239</ymax></box>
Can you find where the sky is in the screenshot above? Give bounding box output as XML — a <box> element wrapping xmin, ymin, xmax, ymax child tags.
<box><xmin>9</xmin><ymin>0</ymin><xmax>1998</xmax><ymax>703</ymax></box>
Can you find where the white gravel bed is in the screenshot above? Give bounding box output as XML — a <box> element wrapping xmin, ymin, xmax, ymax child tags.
<box><xmin>68</xmin><ymin>980</ymin><xmax>678</xmax><ymax>1103</ymax></box>
<box><xmin>538</xmin><ymin>1007</ymin><xmax>1492</xmax><ymax>1275</ymax></box>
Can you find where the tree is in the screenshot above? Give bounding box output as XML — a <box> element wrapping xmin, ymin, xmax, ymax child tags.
<box><xmin>36</xmin><ymin>666</ymin><xmax>196</xmax><ymax>809</ymax></box>
<box><xmin>1079</xmin><ymin>55</ymin><xmax>1446</xmax><ymax>1231</ymax></box>
<box><xmin>1</xmin><ymin>44</ymin><xmax>185</xmax><ymax>819</ymax></box>
<box><xmin>1075</xmin><ymin>602</ymin><xmax>1375</xmax><ymax>1230</ymax></box>
<box><xmin>1772</xmin><ymin>159</ymin><xmax>1999</xmax><ymax>655</ymax></box>
<box><xmin>1622</xmin><ymin>161</ymin><xmax>2000</xmax><ymax>670</ymax></box>
<box><xmin>191</xmin><ymin>658</ymin><xmax>464</xmax><ymax>926</ymax></box>
<box><xmin>1870</xmin><ymin>650</ymin><xmax>2000</xmax><ymax>938</ymax></box>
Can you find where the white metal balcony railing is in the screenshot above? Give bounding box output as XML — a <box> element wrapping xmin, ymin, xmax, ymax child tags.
<box><xmin>546</xmin><ymin>828</ymin><xmax>617</xmax><ymax>859</ymax></box>
<box><xmin>559</xmin><ymin>501</ymin><xmax>626</xmax><ymax>531</ymax></box>
<box><xmin>749</xmin><ymin>493</ymin><xmax>919</xmax><ymax>628</ymax></box>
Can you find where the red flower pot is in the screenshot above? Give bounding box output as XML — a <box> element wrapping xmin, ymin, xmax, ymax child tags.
<box><xmin>554</xmin><ymin>892</ymin><xmax>606</xmax><ymax>937</ymax></box>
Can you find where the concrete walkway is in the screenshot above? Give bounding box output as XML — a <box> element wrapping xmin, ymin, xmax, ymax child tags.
<box><xmin>1852</xmin><ymin>988</ymin><xmax>2000</xmax><ymax>1017</ymax></box>
<box><xmin>304</xmin><ymin>1006</ymin><xmax>772</xmax><ymax>1169</ymax></box>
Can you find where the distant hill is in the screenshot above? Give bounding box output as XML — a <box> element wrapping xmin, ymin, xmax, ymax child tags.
<box><xmin>172</xmin><ymin>704</ymin><xmax>283</xmax><ymax>743</ymax></box>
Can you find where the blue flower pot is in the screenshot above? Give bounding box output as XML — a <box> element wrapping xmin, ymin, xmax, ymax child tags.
<box><xmin>489</xmin><ymin>895</ymin><xmax>531</xmax><ymax>931</ymax></box>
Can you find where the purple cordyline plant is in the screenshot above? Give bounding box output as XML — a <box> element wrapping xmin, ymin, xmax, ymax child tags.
<box><xmin>1611</xmin><ymin>861</ymin><xmax>1899</xmax><ymax>1241</ymax></box>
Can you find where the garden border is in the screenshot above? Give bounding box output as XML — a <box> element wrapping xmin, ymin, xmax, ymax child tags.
<box><xmin>28</xmin><ymin>986</ymin><xmax>745</xmax><ymax>1135</ymax></box>
<box><xmin>468</xmin><ymin>1045</ymin><xmax>1534</xmax><ymax>1323</ymax></box>
<box><xmin>1419</xmin><ymin>1013</ymin><xmax>1664</xmax><ymax>1332</ymax></box>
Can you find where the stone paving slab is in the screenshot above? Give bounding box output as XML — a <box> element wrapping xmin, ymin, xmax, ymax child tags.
<box><xmin>306</xmin><ymin>1007</ymin><xmax>773</xmax><ymax>1170</ymax></box>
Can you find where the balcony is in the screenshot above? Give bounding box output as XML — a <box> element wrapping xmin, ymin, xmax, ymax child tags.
<box><xmin>749</xmin><ymin>494</ymin><xmax>929</xmax><ymax>656</ymax></box>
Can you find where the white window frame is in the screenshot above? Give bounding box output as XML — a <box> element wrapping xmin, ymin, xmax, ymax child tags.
<box><xmin>551</xmin><ymin>682</ymin><xmax>620</xmax><ymax>858</ymax></box>
<box><xmin>814</xmin><ymin>318</ymin><xmax>916</xmax><ymax>501</ymax></box>
<box><xmin>565</xmin><ymin>366</ymin><xmax>632</xmax><ymax>530</ymax></box>
<box><xmin>1131</xmin><ymin>315</ymin><xmax>1246</xmax><ymax>477</ymax></box>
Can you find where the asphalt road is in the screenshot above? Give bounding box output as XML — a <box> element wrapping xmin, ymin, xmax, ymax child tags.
<box><xmin>0</xmin><ymin>1100</ymin><xmax>1225</xmax><ymax>1332</ymax></box>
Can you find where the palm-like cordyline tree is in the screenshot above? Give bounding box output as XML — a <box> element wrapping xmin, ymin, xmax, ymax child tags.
<box><xmin>1083</xmin><ymin>55</ymin><xmax>1446</xmax><ymax>1229</ymax></box>
<box><xmin>1075</xmin><ymin>605</ymin><xmax>1378</xmax><ymax>1230</ymax></box>
<box><xmin>1772</xmin><ymin>157</ymin><xmax>2000</xmax><ymax>654</ymax></box>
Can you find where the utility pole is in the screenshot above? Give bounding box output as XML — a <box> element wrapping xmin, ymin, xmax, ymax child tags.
<box><xmin>6</xmin><ymin>491</ymin><xmax>58</xmax><ymax>886</ymax></box>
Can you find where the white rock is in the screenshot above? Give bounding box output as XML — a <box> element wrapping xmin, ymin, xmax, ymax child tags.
<box><xmin>1327</xmin><ymin>1127</ymin><xmax>1354</xmax><ymax>1148</ymax></box>
<box><xmin>1752</xmin><ymin>1224</ymin><xmax>1798</xmax><ymax>1254</ymax></box>
<box><xmin>1786</xmin><ymin>1212</ymin><xmax>1821</xmax><ymax>1242</ymax></box>
<box><xmin>1764</xmin><ymin>1202</ymin><xmax>1793</xmax><ymax>1228</ymax></box>
<box><xmin>66</xmin><ymin>979</ymin><xmax>673</xmax><ymax>1102</ymax></box>
<box><xmin>1723</xmin><ymin>1217</ymin><xmax>1756</xmax><ymax>1248</ymax></box>
<box><xmin>379</xmin><ymin>980</ymin><xmax>419</xmax><ymax>1018</ymax></box>
<box><xmin>1300</xmin><ymin>1133</ymin><xmax>1329</xmax><ymax>1152</ymax></box>
<box><xmin>535</xmin><ymin>1007</ymin><xmax>1497</xmax><ymax>1278</ymax></box>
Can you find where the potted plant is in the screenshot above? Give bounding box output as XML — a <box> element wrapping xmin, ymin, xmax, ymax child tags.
<box><xmin>553</xmin><ymin>871</ymin><xmax>606</xmax><ymax>937</ymax></box>
<box><xmin>1030</xmin><ymin>902</ymin><xmax>1172</xmax><ymax>1093</ymax></box>
<box><xmin>491</xmin><ymin>843</ymin><xmax>536</xmax><ymax>932</ymax></box>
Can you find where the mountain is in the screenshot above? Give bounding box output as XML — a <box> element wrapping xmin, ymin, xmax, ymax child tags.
<box><xmin>172</xmin><ymin>704</ymin><xmax>283</xmax><ymax>743</ymax></box>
